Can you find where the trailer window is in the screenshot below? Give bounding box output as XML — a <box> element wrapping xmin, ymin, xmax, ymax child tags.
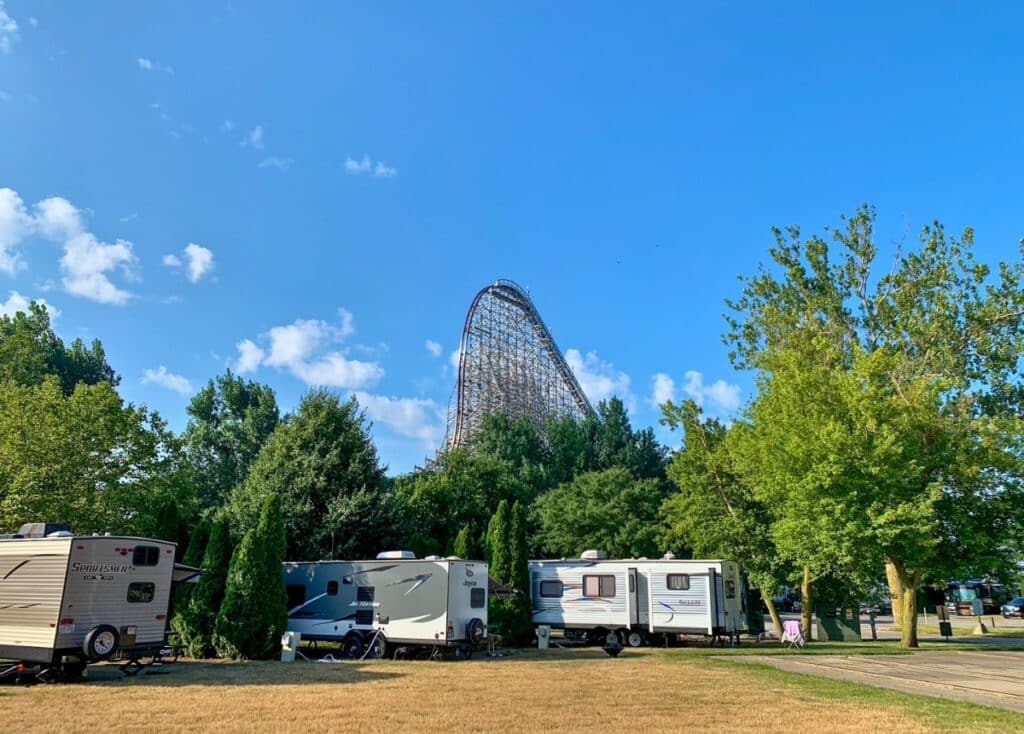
<box><xmin>132</xmin><ymin>545</ymin><xmax>160</xmax><ymax>567</ymax></box>
<box><xmin>327</xmin><ymin>580</ymin><xmax>338</xmax><ymax>596</ymax></box>
<box><xmin>471</xmin><ymin>587</ymin><xmax>486</xmax><ymax>608</ymax></box>
<box><xmin>127</xmin><ymin>582</ymin><xmax>155</xmax><ymax>603</ymax></box>
<box><xmin>286</xmin><ymin>584</ymin><xmax>306</xmax><ymax>609</ymax></box>
<box><xmin>539</xmin><ymin>580</ymin><xmax>564</xmax><ymax>598</ymax></box>
<box><xmin>583</xmin><ymin>575</ymin><xmax>616</xmax><ymax>598</ymax></box>
<box><xmin>667</xmin><ymin>574</ymin><xmax>690</xmax><ymax>591</ymax></box>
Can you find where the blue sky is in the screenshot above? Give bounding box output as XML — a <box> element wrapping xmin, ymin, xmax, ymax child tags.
<box><xmin>2</xmin><ymin>3</ymin><xmax>1024</xmax><ymax>473</ymax></box>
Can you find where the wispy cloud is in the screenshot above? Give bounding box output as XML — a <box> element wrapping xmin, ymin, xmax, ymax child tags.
<box><xmin>119</xmin><ymin>212</ymin><xmax>138</xmax><ymax>223</ymax></box>
<box><xmin>0</xmin><ymin>89</ymin><xmax>10</xmax><ymax>103</ymax></box>
<box><xmin>141</xmin><ymin>365</ymin><xmax>193</xmax><ymax>396</ymax></box>
<box><xmin>648</xmin><ymin>372</ymin><xmax>676</xmax><ymax>408</ymax></box>
<box><xmin>425</xmin><ymin>339</ymin><xmax>442</xmax><ymax>358</ymax></box>
<box><xmin>0</xmin><ymin>2</ymin><xmax>19</xmax><ymax>55</ymax></box>
<box><xmin>0</xmin><ymin>290</ymin><xmax>59</xmax><ymax>319</ymax></box>
<box><xmin>353</xmin><ymin>392</ymin><xmax>443</xmax><ymax>445</ymax></box>
<box><xmin>565</xmin><ymin>348</ymin><xmax>635</xmax><ymax>412</ymax></box>
<box><xmin>241</xmin><ymin>125</ymin><xmax>264</xmax><ymax>150</ymax></box>
<box><xmin>258</xmin><ymin>156</ymin><xmax>292</xmax><ymax>171</ymax></box>
<box><xmin>681</xmin><ymin>370</ymin><xmax>741</xmax><ymax>413</ymax></box>
<box><xmin>136</xmin><ymin>56</ymin><xmax>174</xmax><ymax>74</ymax></box>
<box><xmin>222</xmin><ymin>119</ymin><xmax>235</xmax><ymax>132</ymax></box>
<box><xmin>345</xmin><ymin>154</ymin><xmax>398</xmax><ymax>178</ymax></box>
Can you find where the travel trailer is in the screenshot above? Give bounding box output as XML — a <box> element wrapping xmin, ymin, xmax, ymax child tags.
<box><xmin>283</xmin><ymin>552</ymin><xmax>488</xmax><ymax>658</ymax></box>
<box><xmin>0</xmin><ymin>523</ymin><xmax>188</xmax><ymax>677</ymax></box>
<box><xmin>529</xmin><ymin>551</ymin><xmax>745</xmax><ymax>646</ymax></box>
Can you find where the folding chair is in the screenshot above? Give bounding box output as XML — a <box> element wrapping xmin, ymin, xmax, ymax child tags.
<box><xmin>781</xmin><ymin>620</ymin><xmax>805</xmax><ymax>649</ymax></box>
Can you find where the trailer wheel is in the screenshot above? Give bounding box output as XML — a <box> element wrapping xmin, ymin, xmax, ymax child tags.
<box><xmin>83</xmin><ymin>625</ymin><xmax>120</xmax><ymax>661</ymax></box>
<box><xmin>341</xmin><ymin>632</ymin><xmax>364</xmax><ymax>659</ymax></box>
<box><xmin>625</xmin><ymin>631</ymin><xmax>645</xmax><ymax>648</ymax></box>
<box><xmin>365</xmin><ymin>633</ymin><xmax>387</xmax><ymax>659</ymax></box>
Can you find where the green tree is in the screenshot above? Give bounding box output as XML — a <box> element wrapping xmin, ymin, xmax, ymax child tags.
<box><xmin>227</xmin><ymin>390</ymin><xmax>394</xmax><ymax>560</ymax></box>
<box><xmin>533</xmin><ymin>468</ymin><xmax>666</xmax><ymax>559</ymax></box>
<box><xmin>214</xmin><ymin>495</ymin><xmax>287</xmax><ymax>659</ymax></box>
<box><xmin>451</xmin><ymin>524</ymin><xmax>483</xmax><ymax>559</ymax></box>
<box><xmin>659</xmin><ymin>400</ymin><xmax>789</xmax><ymax>637</ymax></box>
<box><xmin>182</xmin><ymin>370</ymin><xmax>279</xmax><ymax>510</ymax></box>
<box><xmin>486</xmin><ymin>500</ymin><xmax>512</xmax><ymax>581</ymax></box>
<box><xmin>396</xmin><ymin>449</ymin><xmax>526</xmax><ymax>556</ymax></box>
<box><xmin>173</xmin><ymin>515</ymin><xmax>233</xmax><ymax>657</ymax></box>
<box><xmin>485</xmin><ymin>500</ymin><xmax>532</xmax><ymax>644</ymax></box>
<box><xmin>0</xmin><ymin>377</ymin><xmax>193</xmax><ymax>535</ymax></box>
<box><xmin>725</xmin><ymin>206</ymin><xmax>1024</xmax><ymax>647</ymax></box>
<box><xmin>0</xmin><ymin>301</ymin><xmax>118</xmax><ymax>394</ymax></box>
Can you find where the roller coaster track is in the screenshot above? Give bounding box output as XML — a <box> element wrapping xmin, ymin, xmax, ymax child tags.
<box><xmin>444</xmin><ymin>280</ymin><xmax>593</xmax><ymax>450</ymax></box>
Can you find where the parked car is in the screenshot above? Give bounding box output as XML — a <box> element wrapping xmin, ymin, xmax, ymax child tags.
<box><xmin>1001</xmin><ymin>597</ymin><xmax>1024</xmax><ymax>618</ymax></box>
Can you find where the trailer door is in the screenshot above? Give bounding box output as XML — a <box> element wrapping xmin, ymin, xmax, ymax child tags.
<box><xmin>635</xmin><ymin>569</ymin><xmax>650</xmax><ymax>629</ymax></box>
<box><xmin>627</xmin><ymin>568</ymin><xmax>639</xmax><ymax>626</ymax></box>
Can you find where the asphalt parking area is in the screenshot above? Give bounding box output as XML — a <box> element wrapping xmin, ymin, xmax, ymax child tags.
<box><xmin>733</xmin><ymin>650</ymin><xmax>1024</xmax><ymax>713</ymax></box>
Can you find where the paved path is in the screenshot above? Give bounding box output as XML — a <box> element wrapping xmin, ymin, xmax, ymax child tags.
<box><xmin>733</xmin><ymin>650</ymin><xmax>1024</xmax><ymax>713</ymax></box>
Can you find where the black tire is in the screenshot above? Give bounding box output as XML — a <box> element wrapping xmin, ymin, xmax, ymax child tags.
<box><xmin>625</xmin><ymin>630</ymin><xmax>645</xmax><ymax>648</ymax></box>
<box><xmin>83</xmin><ymin>625</ymin><xmax>120</xmax><ymax>661</ymax></box>
<box><xmin>466</xmin><ymin>617</ymin><xmax>486</xmax><ymax>645</ymax></box>
<box><xmin>365</xmin><ymin>634</ymin><xmax>387</xmax><ymax>659</ymax></box>
<box><xmin>341</xmin><ymin>632</ymin><xmax>364</xmax><ymax>659</ymax></box>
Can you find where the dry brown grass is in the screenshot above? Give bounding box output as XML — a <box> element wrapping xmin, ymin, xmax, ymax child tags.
<box><xmin>0</xmin><ymin>648</ymin><xmax>995</xmax><ymax>733</ymax></box>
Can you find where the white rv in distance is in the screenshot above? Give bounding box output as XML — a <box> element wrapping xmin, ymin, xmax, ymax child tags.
<box><xmin>0</xmin><ymin>523</ymin><xmax>185</xmax><ymax>678</ymax></box>
<box><xmin>283</xmin><ymin>552</ymin><xmax>488</xmax><ymax>659</ymax></box>
<box><xmin>529</xmin><ymin>551</ymin><xmax>746</xmax><ymax>647</ymax></box>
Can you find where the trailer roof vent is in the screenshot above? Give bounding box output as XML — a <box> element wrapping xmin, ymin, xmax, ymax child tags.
<box><xmin>423</xmin><ymin>554</ymin><xmax>442</xmax><ymax>560</ymax></box>
<box><xmin>376</xmin><ymin>550</ymin><xmax>416</xmax><ymax>560</ymax></box>
<box><xmin>46</xmin><ymin>530</ymin><xmax>73</xmax><ymax>538</ymax></box>
<box><xmin>445</xmin><ymin>555</ymin><xmax>462</xmax><ymax>560</ymax></box>
<box><xmin>662</xmin><ymin>551</ymin><xmax>677</xmax><ymax>560</ymax></box>
<box><xmin>17</xmin><ymin>523</ymin><xmax>71</xmax><ymax>539</ymax></box>
<box><xmin>580</xmin><ymin>549</ymin><xmax>606</xmax><ymax>560</ymax></box>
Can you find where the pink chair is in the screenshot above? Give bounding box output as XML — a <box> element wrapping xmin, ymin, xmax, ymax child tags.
<box><xmin>781</xmin><ymin>620</ymin><xmax>805</xmax><ymax>649</ymax></box>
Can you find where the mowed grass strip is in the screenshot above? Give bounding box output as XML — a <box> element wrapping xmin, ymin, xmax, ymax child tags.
<box><xmin>2</xmin><ymin>648</ymin><xmax>1021</xmax><ymax>733</ymax></box>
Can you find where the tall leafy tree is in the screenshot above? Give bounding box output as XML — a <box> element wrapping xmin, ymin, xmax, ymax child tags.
<box><xmin>227</xmin><ymin>390</ymin><xmax>395</xmax><ymax>560</ymax></box>
<box><xmin>215</xmin><ymin>494</ymin><xmax>287</xmax><ymax>659</ymax></box>
<box><xmin>0</xmin><ymin>302</ymin><xmax>117</xmax><ymax>394</ymax></box>
<box><xmin>486</xmin><ymin>500</ymin><xmax>532</xmax><ymax>644</ymax></box>
<box><xmin>0</xmin><ymin>376</ymin><xmax>192</xmax><ymax>534</ymax></box>
<box><xmin>725</xmin><ymin>206</ymin><xmax>1024</xmax><ymax>646</ymax></box>
<box><xmin>533</xmin><ymin>468</ymin><xmax>667</xmax><ymax>559</ymax></box>
<box><xmin>182</xmin><ymin>370</ymin><xmax>279</xmax><ymax>510</ymax></box>
<box><xmin>659</xmin><ymin>400</ymin><xmax>789</xmax><ymax>637</ymax></box>
<box><xmin>172</xmin><ymin>514</ymin><xmax>233</xmax><ymax>658</ymax></box>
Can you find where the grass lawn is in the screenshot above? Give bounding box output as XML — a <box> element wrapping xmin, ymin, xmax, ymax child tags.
<box><xmin>899</xmin><ymin>625</ymin><xmax>1024</xmax><ymax>638</ymax></box>
<box><xmin>2</xmin><ymin>647</ymin><xmax>1022</xmax><ymax>733</ymax></box>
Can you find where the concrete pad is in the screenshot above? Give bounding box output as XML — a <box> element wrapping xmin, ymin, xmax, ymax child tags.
<box><xmin>732</xmin><ymin>651</ymin><xmax>1024</xmax><ymax>714</ymax></box>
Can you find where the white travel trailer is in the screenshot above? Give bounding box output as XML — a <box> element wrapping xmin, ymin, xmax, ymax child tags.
<box><xmin>0</xmin><ymin>523</ymin><xmax>183</xmax><ymax>676</ymax></box>
<box><xmin>530</xmin><ymin>551</ymin><xmax>746</xmax><ymax>646</ymax></box>
<box><xmin>283</xmin><ymin>552</ymin><xmax>488</xmax><ymax>658</ymax></box>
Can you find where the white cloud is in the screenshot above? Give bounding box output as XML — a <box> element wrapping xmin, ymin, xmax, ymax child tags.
<box><xmin>183</xmin><ymin>243</ymin><xmax>214</xmax><ymax>283</ymax></box>
<box><xmin>425</xmin><ymin>339</ymin><xmax>442</xmax><ymax>358</ymax></box>
<box><xmin>163</xmin><ymin>243</ymin><xmax>215</xmax><ymax>283</ymax></box>
<box><xmin>0</xmin><ymin>290</ymin><xmax>58</xmax><ymax>319</ymax></box>
<box><xmin>338</xmin><ymin>307</ymin><xmax>355</xmax><ymax>337</ymax></box>
<box><xmin>0</xmin><ymin>188</ymin><xmax>33</xmax><ymax>274</ymax></box>
<box><xmin>136</xmin><ymin>57</ymin><xmax>173</xmax><ymax>74</ymax></box>
<box><xmin>222</xmin><ymin>119</ymin><xmax>235</xmax><ymax>132</ymax></box>
<box><xmin>345</xmin><ymin>154</ymin><xmax>397</xmax><ymax>178</ymax></box>
<box><xmin>119</xmin><ymin>212</ymin><xmax>138</xmax><ymax>223</ymax></box>
<box><xmin>449</xmin><ymin>347</ymin><xmax>462</xmax><ymax>371</ymax></box>
<box><xmin>345</xmin><ymin>155</ymin><xmax>371</xmax><ymax>174</ymax></box>
<box><xmin>27</xmin><ymin>16</ymin><xmax>36</xmax><ymax>27</ymax></box>
<box><xmin>33</xmin><ymin>196</ymin><xmax>83</xmax><ymax>241</ymax></box>
<box><xmin>0</xmin><ymin>2</ymin><xmax>19</xmax><ymax>55</ymax></box>
<box><xmin>565</xmin><ymin>348</ymin><xmax>634</xmax><ymax>410</ymax></box>
<box><xmin>374</xmin><ymin>161</ymin><xmax>397</xmax><ymax>178</ymax></box>
<box><xmin>234</xmin><ymin>339</ymin><xmax>264</xmax><ymax>374</ymax></box>
<box><xmin>141</xmin><ymin>365</ymin><xmax>193</xmax><ymax>396</ymax></box>
<box><xmin>682</xmin><ymin>370</ymin><xmax>741</xmax><ymax>412</ymax></box>
<box><xmin>257</xmin><ymin>156</ymin><xmax>292</xmax><ymax>171</ymax></box>
<box><xmin>60</xmin><ymin>232</ymin><xmax>136</xmax><ymax>305</ymax></box>
<box><xmin>242</xmin><ymin>125</ymin><xmax>264</xmax><ymax>150</ymax></box>
<box><xmin>354</xmin><ymin>392</ymin><xmax>442</xmax><ymax>444</ymax></box>
<box><xmin>234</xmin><ymin>311</ymin><xmax>382</xmax><ymax>389</ymax></box>
<box><xmin>649</xmin><ymin>373</ymin><xmax>676</xmax><ymax>408</ymax></box>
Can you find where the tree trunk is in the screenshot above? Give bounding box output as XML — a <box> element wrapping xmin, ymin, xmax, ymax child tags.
<box><xmin>885</xmin><ymin>560</ymin><xmax>903</xmax><ymax>631</ymax></box>
<box><xmin>762</xmin><ymin>594</ymin><xmax>784</xmax><ymax>639</ymax></box>
<box><xmin>800</xmin><ymin>565</ymin><xmax>813</xmax><ymax>642</ymax></box>
<box><xmin>889</xmin><ymin>558</ymin><xmax>920</xmax><ymax>648</ymax></box>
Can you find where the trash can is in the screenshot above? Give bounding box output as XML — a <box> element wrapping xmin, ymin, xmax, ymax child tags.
<box><xmin>746</xmin><ymin>588</ymin><xmax>765</xmax><ymax>636</ymax></box>
<box><xmin>536</xmin><ymin>625</ymin><xmax>550</xmax><ymax>650</ymax></box>
<box><xmin>814</xmin><ymin>604</ymin><xmax>862</xmax><ymax>642</ymax></box>
<box><xmin>281</xmin><ymin>630</ymin><xmax>301</xmax><ymax>662</ymax></box>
